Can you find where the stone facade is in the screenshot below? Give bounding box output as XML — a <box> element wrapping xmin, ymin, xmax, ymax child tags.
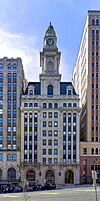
<box><xmin>0</xmin><ymin>57</ymin><xmax>25</xmax><ymax>182</ymax></box>
<box><xmin>20</xmin><ymin>23</ymin><xmax>81</xmax><ymax>185</ymax></box>
<box><xmin>72</xmin><ymin>11</ymin><xmax>100</xmax><ymax>184</ymax></box>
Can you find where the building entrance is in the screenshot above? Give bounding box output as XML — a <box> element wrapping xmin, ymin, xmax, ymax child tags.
<box><xmin>45</xmin><ymin>170</ymin><xmax>55</xmax><ymax>184</ymax></box>
<box><xmin>65</xmin><ymin>170</ymin><xmax>74</xmax><ymax>184</ymax></box>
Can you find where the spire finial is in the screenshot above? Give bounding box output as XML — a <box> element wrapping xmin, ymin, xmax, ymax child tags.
<box><xmin>50</xmin><ymin>22</ymin><xmax>52</xmax><ymax>27</ymax></box>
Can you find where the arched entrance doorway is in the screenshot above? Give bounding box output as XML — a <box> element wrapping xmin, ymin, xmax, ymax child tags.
<box><xmin>0</xmin><ymin>168</ymin><xmax>2</xmax><ymax>180</ymax></box>
<box><xmin>7</xmin><ymin>167</ymin><xmax>16</xmax><ymax>181</ymax></box>
<box><xmin>45</xmin><ymin>170</ymin><xmax>55</xmax><ymax>184</ymax></box>
<box><xmin>26</xmin><ymin>170</ymin><xmax>35</xmax><ymax>182</ymax></box>
<box><xmin>65</xmin><ymin>170</ymin><xmax>74</xmax><ymax>184</ymax></box>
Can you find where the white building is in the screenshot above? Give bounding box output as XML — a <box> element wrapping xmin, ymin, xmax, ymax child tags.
<box><xmin>21</xmin><ymin>23</ymin><xmax>80</xmax><ymax>186</ymax></box>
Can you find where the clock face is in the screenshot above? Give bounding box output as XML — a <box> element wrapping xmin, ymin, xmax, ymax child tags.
<box><xmin>47</xmin><ymin>38</ymin><xmax>54</xmax><ymax>46</ymax></box>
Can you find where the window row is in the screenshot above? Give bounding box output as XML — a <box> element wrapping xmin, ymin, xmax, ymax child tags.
<box><xmin>0</xmin><ymin>144</ymin><xmax>16</xmax><ymax>150</ymax></box>
<box><xmin>0</xmin><ymin>153</ymin><xmax>16</xmax><ymax>160</ymax></box>
<box><xmin>83</xmin><ymin>147</ymin><xmax>100</xmax><ymax>155</ymax></box>
<box><xmin>92</xmin><ymin>51</ymin><xmax>99</xmax><ymax>56</ymax></box>
<box><xmin>43</xmin><ymin>121</ymin><xmax>58</xmax><ymax>127</ymax></box>
<box><xmin>92</xmin><ymin>115</ymin><xmax>100</xmax><ymax>120</ymax></box>
<box><xmin>42</xmin><ymin>157</ymin><xmax>58</xmax><ymax>164</ymax></box>
<box><xmin>92</xmin><ymin>40</ymin><xmax>99</xmax><ymax>46</ymax></box>
<box><xmin>92</xmin><ymin>72</ymin><xmax>99</xmax><ymax>77</ymax></box>
<box><xmin>7</xmin><ymin>154</ymin><xmax>17</xmax><ymax>160</ymax></box>
<box><xmin>43</xmin><ymin>139</ymin><xmax>58</xmax><ymax>146</ymax></box>
<box><xmin>43</xmin><ymin>148</ymin><xmax>58</xmax><ymax>155</ymax></box>
<box><xmin>92</xmin><ymin>18</ymin><xmax>100</xmax><ymax>25</ymax></box>
<box><xmin>92</xmin><ymin>29</ymin><xmax>99</xmax><ymax>35</ymax></box>
<box><xmin>7</xmin><ymin>63</ymin><xmax>17</xmax><ymax>70</ymax></box>
<box><xmin>28</xmin><ymin>87</ymin><xmax>73</xmax><ymax>96</ymax></box>
<box><xmin>42</xmin><ymin>130</ymin><xmax>58</xmax><ymax>137</ymax></box>
<box><xmin>43</xmin><ymin>112</ymin><xmax>58</xmax><ymax>118</ymax></box>
<box><xmin>92</xmin><ymin>61</ymin><xmax>99</xmax><ymax>67</ymax></box>
<box><xmin>24</xmin><ymin>102</ymin><xmax>78</xmax><ymax>108</ymax></box>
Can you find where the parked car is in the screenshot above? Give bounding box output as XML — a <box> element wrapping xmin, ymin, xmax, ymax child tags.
<box><xmin>33</xmin><ymin>184</ymin><xmax>44</xmax><ymax>191</ymax></box>
<box><xmin>0</xmin><ymin>184</ymin><xmax>10</xmax><ymax>193</ymax></box>
<box><xmin>43</xmin><ymin>183</ymin><xmax>56</xmax><ymax>190</ymax></box>
<box><xmin>12</xmin><ymin>184</ymin><xmax>23</xmax><ymax>193</ymax></box>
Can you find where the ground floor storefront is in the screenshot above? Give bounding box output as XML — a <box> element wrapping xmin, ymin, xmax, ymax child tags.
<box><xmin>20</xmin><ymin>163</ymin><xmax>80</xmax><ymax>186</ymax></box>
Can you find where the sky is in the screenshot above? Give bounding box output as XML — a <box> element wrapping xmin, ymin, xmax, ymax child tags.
<box><xmin>0</xmin><ymin>0</ymin><xmax>100</xmax><ymax>82</ymax></box>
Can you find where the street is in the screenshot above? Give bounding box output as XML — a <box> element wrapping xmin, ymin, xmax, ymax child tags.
<box><xmin>0</xmin><ymin>186</ymin><xmax>100</xmax><ymax>201</ymax></box>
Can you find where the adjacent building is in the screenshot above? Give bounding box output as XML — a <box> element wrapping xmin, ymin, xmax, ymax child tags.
<box><xmin>72</xmin><ymin>11</ymin><xmax>100</xmax><ymax>184</ymax></box>
<box><xmin>0</xmin><ymin>57</ymin><xmax>25</xmax><ymax>182</ymax></box>
<box><xmin>21</xmin><ymin>23</ymin><xmax>80</xmax><ymax>185</ymax></box>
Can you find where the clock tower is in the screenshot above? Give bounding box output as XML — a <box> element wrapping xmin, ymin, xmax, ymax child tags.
<box><xmin>40</xmin><ymin>23</ymin><xmax>61</xmax><ymax>96</ymax></box>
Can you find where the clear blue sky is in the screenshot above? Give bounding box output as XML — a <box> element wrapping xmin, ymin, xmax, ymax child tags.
<box><xmin>0</xmin><ymin>0</ymin><xmax>100</xmax><ymax>81</ymax></box>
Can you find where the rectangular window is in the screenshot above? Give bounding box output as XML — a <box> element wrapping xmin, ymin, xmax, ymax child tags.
<box><xmin>43</xmin><ymin>149</ymin><xmax>46</xmax><ymax>155</ymax></box>
<box><xmin>83</xmin><ymin>148</ymin><xmax>87</xmax><ymax>154</ymax></box>
<box><xmin>68</xmin><ymin>90</ymin><xmax>71</xmax><ymax>95</ymax></box>
<box><xmin>54</xmin><ymin>130</ymin><xmax>58</xmax><ymax>136</ymax></box>
<box><xmin>12</xmin><ymin>144</ymin><xmax>16</xmax><ymax>150</ymax></box>
<box><xmin>7</xmin><ymin>144</ymin><xmax>11</xmax><ymax>150</ymax></box>
<box><xmin>43</xmin><ymin>112</ymin><xmax>46</xmax><ymax>118</ymax></box>
<box><xmin>43</xmin><ymin>121</ymin><xmax>46</xmax><ymax>127</ymax></box>
<box><xmin>54</xmin><ymin>121</ymin><xmax>58</xmax><ymax>127</ymax></box>
<box><xmin>48</xmin><ymin>121</ymin><xmax>52</xmax><ymax>127</ymax></box>
<box><xmin>54</xmin><ymin>103</ymin><xmax>58</xmax><ymax>108</ymax></box>
<box><xmin>48</xmin><ymin>158</ymin><xmax>52</xmax><ymax>164</ymax></box>
<box><xmin>0</xmin><ymin>154</ymin><xmax>3</xmax><ymax>160</ymax></box>
<box><xmin>12</xmin><ymin>154</ymin><xmax>17</xmax><ymax>160</ymax></box>
<box><xmin>54</xmin><ymin>112</ymin><xmax>58</xmax><ymax>118</ymax></box>
<box><xmin>7</xmin><ymin>154</ymin><xmax>11</xmax><ymax>160</ymax></box>
<box><xmin>29</xmin><ymin>90</ymin><xmax>33</xmax><ymax>95</ymax></box>
<box><xmin>43</xmin><ymin>140</ymin><xmax>46</xmax><ymax>146</ymax></box>
<box><xmin>7</xmin><ymin>136</ymin><xmax>11</xmax><ymax>141</ymax></box>
<box><xmin>54</xmin><ymin>158</ymin><xmax>58</xmax><ymax>164</ymax></box>
<box><xmin>96</xmin><ymin>30</ymin><xmax>99</xmax><ymax>35</ymax></box>
<box><xmin>29</xmin><ymin>103</ymin><xmax>33</xmax><ymax>107</ymax></box>
<box><xmin>73</xmin><ymin>103</ymin><xmax>77</xmax><ymax>107</ymax></box>
<box><xmin>34</xmin><ymin>103</ymin><xmax>38</xmax><ymax>107</ymax></box>
<box><xmin>48</xmin><ymin>149</ymin><xmax>52</xmax><ymax>155</ymax></box>
<box><xmin>68</xmin><ymin>103</ymin><xmax>72</xmax><ymax>107</ymax></box>
<box><xmin>43</xmin><ymin>103</ymin><xmax>47</xmax><ymax>108</ymax></box>
<box><xmin>54</xmin><ymin>149</ymin><xmax>58</xmax><ymax>155</ymax></box>
<box><xmin>48</xmin><ymin>130</ymin><xmax>52</xmax><ymax>136</ymax></box>
<box><xmin>54</xmin><ymin>140</ymin><xmax>58</xmax><ymax>146</ymax></box>
<box><xmin>48</xmin><ymin>103</ymin><xmax>52</xmax><ymax>108</ymax></box>
<box><xmin>42</xmin><ymin>130</ymin><xmax>46</xmax><ymax>137</ymax></box>
<box><xmin>48</xmin><ymin>112</ymin><xmax>52</xmax><ymax>118</ymax></box>
<box><xmin>63</xmin><ymin>103</ymin><xmax>67</xmax><ymax>107</ymax></box>
<box><xmin>48</xmin><ymin>140</ymin><xmax>52</xmax><ymax>146</ymax></box>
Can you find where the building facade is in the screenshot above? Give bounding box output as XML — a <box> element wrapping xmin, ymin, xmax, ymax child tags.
<box><xmin>0</xmin><ymin>57</ymin><xmax>25</xmax><ymax>182</ymax></box>
<box><xmin>72</xmin><ymin>11</ymin><xmax>100</xmax><ymax>184</ymax></box>
<box><xmin>21</xmin><ymin>24</ymin><xmax>80</xmax><ymax>186</ymax></box>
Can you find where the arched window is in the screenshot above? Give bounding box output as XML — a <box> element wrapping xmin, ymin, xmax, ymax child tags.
<box><xmin>96</xmin><ymin>19</ymin><xmax>99</xmax><ymax>25</ymax></box>
<box><xmin>7</xmin><ymin>167</ymin><xmax>16</xmax><ymax>181</ymax></box>
<box><xmin>92</xmin><ymin>19</ymin><xmax>95</xmax><ymax>25</ymax></box>
<box><xmin>47</xmin><ymin>85</ymin><xmax>53</xmax><ymax>96</ymax></box>
<box><xmin>8</xmin><ymin>63</ymin><xmax>12</xmax><ymax>70</ymax></box>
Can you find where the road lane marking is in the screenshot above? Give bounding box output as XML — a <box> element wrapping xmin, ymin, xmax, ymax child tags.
<box><xmin>2</xmin><ymin>195</ymin><xmax>17</xmax><ymax>198</ymax></box>
<box><xmin>38</xmin><ymin>192</ymin><xmax>59</xmax><ymax>195</ymax></box>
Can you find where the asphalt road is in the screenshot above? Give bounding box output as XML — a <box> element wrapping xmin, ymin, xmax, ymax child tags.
<box><xmin>0</xmin><ymin>186</ymin><xmax>100</xmax><ymax>201</ymax></box>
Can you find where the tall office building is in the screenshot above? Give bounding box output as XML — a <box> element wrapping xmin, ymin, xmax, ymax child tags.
<box><xmin>21</xmin><ymin>23</ymin><xmax>80</xmax><ymax>186</ymax></box>
<box><xmin>72</xmin><ymin>11</ymin><xmax>100</xmax><ymax>183</ymax></box>
<box><xmin>0</xmin><ymin>57</ymin><xmax>25</xmax><ymax>182</ymax></box>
